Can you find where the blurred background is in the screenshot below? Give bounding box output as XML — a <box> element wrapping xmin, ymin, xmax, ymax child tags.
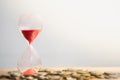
<box><xmin>0</xmin><ymin>0</ymin><xmax>120</xmax><ymax>68</ymax></box>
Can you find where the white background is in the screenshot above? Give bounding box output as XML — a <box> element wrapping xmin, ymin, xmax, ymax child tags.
<box><xmin>0</xmin><ymin>0</ymin><xmax>120</xmax><ymax>68</ymax></box>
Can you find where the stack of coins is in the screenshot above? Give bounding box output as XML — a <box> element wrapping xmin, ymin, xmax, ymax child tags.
<box><xmin>0</xmin><ymin>68</ymin><xmax>120</xmax><ymax>80</ymax></box>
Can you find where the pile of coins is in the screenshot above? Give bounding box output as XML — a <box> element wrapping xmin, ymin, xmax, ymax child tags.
<box><xmin>0</xmin><ymin>68</ymin><xmax>120</xmax><ymax>80</ymax></box>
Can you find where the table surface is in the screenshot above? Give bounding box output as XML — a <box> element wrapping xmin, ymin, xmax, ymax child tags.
<box><xmin>0</xmin><ymin>67</ymin><xmax>120</xmax><ymax>80</ymax></box>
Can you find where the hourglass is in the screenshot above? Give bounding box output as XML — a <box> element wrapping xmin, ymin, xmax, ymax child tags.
<box><xmin>17</xmin><ymin>14</ymin><xmax>43</xmax><ymax>75</ymax></box>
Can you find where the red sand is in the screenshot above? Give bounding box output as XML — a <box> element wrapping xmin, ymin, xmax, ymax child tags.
<box><xmin>21</xmin><ymin>29</ymin><xmax>40</xmax><ymax>44</ymax></box>
<box><xmin>23</xmin><ymin>68</ymin><xmax>37</xmax><ymax>75</ymax></box>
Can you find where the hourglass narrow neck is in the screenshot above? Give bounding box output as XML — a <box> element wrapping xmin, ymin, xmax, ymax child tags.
<box><xmin>26</xmin><ymin>40</ymin><xmax>32</xmax><ymax>45</ymax></box>
<box><xmin>28</xmin><ymin>41</ymin><xmax>33</xmax><ymax>45</ymax></box>
<box><xmin>28</xmin><ymin>44</ymin><xmax>33</xmax><ymax>49</ymax></box>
